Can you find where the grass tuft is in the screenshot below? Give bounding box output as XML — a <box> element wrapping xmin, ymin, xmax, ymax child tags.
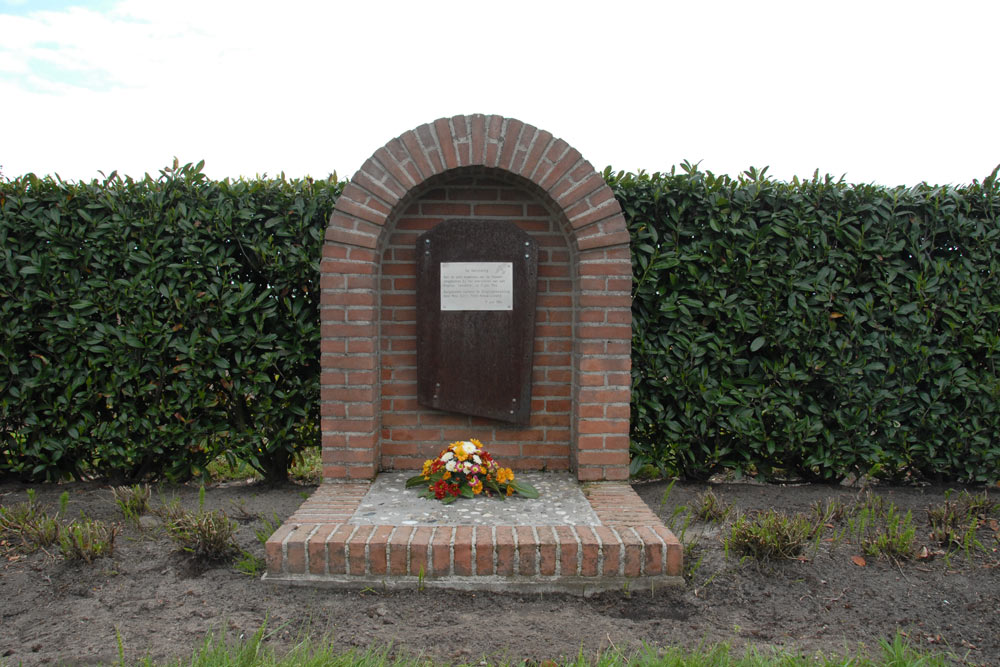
<box><xmin>59</xmin><ymin>517</ymin><xmax>119</xmax><ymax>562</ymax></box>
<box><xmin>927</xmin><ymin>489</ymin><xmax>996</xmax><ymax>549</ymax></box>
<box><xmin>925</xmin><ymin>489</ymin><xmax>996</xmax><ymax>561</ymax></box>
<box><xmin>724</xmin><ymin>509</ymin><xmax>815</xmax><ymax>561</ymax></box>
<box><xmin>692</xmin><ymin>489</ymin><xmax>731</xmax><ymax>522</ymax></box>
<box><xmin>255</xmin><ymin>512</ymin><xmax>282</xmax><ymax>547</ymax></box>
<box><xmin>848</xmin><ymin>489</ymin><xmax>888</xmax><ymax>518</ymax></box>
<box><xmin>21</xmin><ymin>513</ymin><xmax>62</xmax><ymax>550</ymax></box>
<box><xmin>860</xmin><ymin>505</ymin><xmax>916</xmax><ymax>560</ymax></box>
<box><xmin>112</xmin><ymin>484</ymin><xmax>151</xmax><ymax>521</ymax></box>
<box><xmin>233</xmin><ymin>550</ymin><xmax>266</xmax><ymax>577</ymax></box>
<box><xmin>841</xmin><ymin>497</ymin><xmax>916</xmax><ymax>561</ymax></box>
<box><xmin>811</xmin><ymin>497</ymin><xmax>848</xmax><ymax>525</ymax></box>
<box><xmin>1</xmin><ymin>490</ymin><xmax>63</xmax><ymax>552</ymax></box>
<box><xmin>0</xmin><ymin>494</ymin><xmax>43</xmax><ymax>536</ymax></box>
<box><xmin>165</xmin><ymin>508</ymin><xmax>239</xmax><ymax>561</ymax></box>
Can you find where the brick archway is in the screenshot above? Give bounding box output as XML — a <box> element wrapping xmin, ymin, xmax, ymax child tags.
<box><xmin>320</xmin><ymin>114</ymin><xmax>631</xmax><ymax>482</ymax></box>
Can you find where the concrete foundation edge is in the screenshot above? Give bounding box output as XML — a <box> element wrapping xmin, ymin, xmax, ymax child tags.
<box><xmin>262</xmin><ymin>572</ymin><xmax>683</xmax><ymax>597</ymax></box>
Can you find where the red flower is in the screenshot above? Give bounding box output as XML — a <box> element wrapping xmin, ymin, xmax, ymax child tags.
<box><xmin>431</xmin><ymin>479</ymin><xmax>450</xmax><ymax>499</ymax></box>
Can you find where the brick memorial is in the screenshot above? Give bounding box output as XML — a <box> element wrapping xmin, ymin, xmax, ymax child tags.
<box><xmin>265</xmin><ymin>115</ymin><xmax>682</xmax><ymax>593</ymax></box>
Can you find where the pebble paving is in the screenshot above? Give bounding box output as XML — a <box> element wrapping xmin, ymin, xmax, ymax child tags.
<box><xmin>348</xmin><ymin>471</ymin><xmax>599</xmax><ymax>526</ymax></box>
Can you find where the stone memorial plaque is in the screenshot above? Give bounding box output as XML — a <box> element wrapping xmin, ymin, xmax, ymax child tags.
<box><xmin>440</xmin><ymin>262</ymin><xmax>513</xmax><ymax>311</ymax></box>
<box><xmin>416</xmin><ymin>219</ymin><xmax>537</xmax><ymax>424</ymax></box>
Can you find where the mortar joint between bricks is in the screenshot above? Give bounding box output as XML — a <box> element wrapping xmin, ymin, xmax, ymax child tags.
<box><xmin>428</xmin><ymin>120</ymin><xmax>446</xmax><ymax>162</ymax></box>
<box><xmin>491</xmin><ymin>525</ymin><xmax>498</xmax><ymax>576</ymax></box>
<box><xmin>448</xmin><ymin>529</ymin><xmax>456</xmax><ymax>576</ymax></box>
<box><xmin>323</xmin><ymin>525</ymin><xmax>339</xmax><ymax>577</ymax></box>
<box><xmin>519</xmin><ymin>132</ymin><xmax>541</xmax><ymax>174</ymax></box>
<box><xmin>427</xmin><ymin>526</ymin><xmax>438</xmax><ymax>574</ymax></box>
<box><xmin>531</xmin><ymin>526</ymin><xmax>541</xmax><ymax>575</ymax></box>
<box><xmin>279</xmin><ymin>524</ymin><xmax>298</xmax><ymax>574</ymax></box>
<box><xmin>652</xmin><ymin>526</ymin><xmax>668</xmax><ymax>575</ymax></box>
<box><xmin>470</xmin><ymin>528</ymin><xmax>478</xmax><ymax>576</ymax></box>
<box><xmin>511</xmin><ymin>526</ymin><xmax>519</xmax><ymax>576</ymax></box>
<box><xmin>553</xmin><ymin>526</ymin><xmax>562</xmax><ymax>577</ymax></box>
<box><xmin>447</xmin><ymin>116</ymin><xmax>459</xmax><ymax>155</ymax></box>
<box><xmin>534</xmin><ymin>144</ymin><xmax>568</xmax><ymax>184</ymax></box>
<box><xmin>344</xmin><ymin>524</ymin><xmax>361</xmax><ymax>576</ymax></box>
<box><xmin>363</xmin><ymin>528</ymin><xmax>377</xmax><ymax>576</ymax></box>
<box><xmin>630</xmin><ymin>527</ymin><xmax>644</xmax><ymax>576</ymax></box>
<box><xmin>405</xmin><ymin>524</ymin><xmax>416</xmax><ymax>576</ymax></box>
<box><xmin>609</xmin><ymin>527</ymin><xmax>625</xmax><ymax>577</ymax></box>
<box><xmin>595</xmin><ymin>527</ymin><xmax>605</xmax><ymax>577</ymax></box>
<box><xmin>386</xmin><ymin>525</ymin><xmax>399</xmax><ymax>575</ymax></box>
<box><xmin>574</xmin><ymin>526</ymin><xmax>584</xmax><ymax>577</ymax></box>
<box><xmin>304</xmin><ymin>525</ymin><xmax>321</xmax><ymax>574</ymax></box>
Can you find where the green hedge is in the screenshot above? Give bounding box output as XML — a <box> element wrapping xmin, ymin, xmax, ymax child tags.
<box><xmin>0</xmin><ymin>162</ymin><xmax>341</xmax><ymax>482</ymax></box>
<box><xmin>615</xmin><ymin>163</ymin><xmax>1000</xmax><ymax>482</ymax></box>
<box><xmin>3</xmin><ymin>160</ymin><xmax>998</xmax><ymax>483</ymax></box>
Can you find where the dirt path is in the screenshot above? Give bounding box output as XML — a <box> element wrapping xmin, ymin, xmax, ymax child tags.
<box><xmin>1</xmin><ymin>478</ymin><xmax>997</xmax><ymax>665</ymax></box>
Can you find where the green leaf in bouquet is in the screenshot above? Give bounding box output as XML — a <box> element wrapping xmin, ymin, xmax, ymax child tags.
<box><xmin>512</xmin><ymin>480</ymin><xmax>540</xmax><ymax>499</ymax></box>
<box><xmin>460</xmin><ymin>485</ymin><xmax>474</xmax><ymax>499</ymax></box>
<box><xmin>405</xmin><ymin>473</ymin><xmax>430</xmax><ymax>488</ymax></box>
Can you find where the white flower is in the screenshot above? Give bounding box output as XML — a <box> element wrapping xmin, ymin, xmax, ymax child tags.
<box><xmin>445</xmin><ymin>460</ymin><xmax>457</xmax><ymax>472</ymax></box>
<box><xmin>460</xmin><ymin>441</ymin><xmax>477</xmax><ymax>455</ymax></box>
<box><xmin>472</xmin><ymin>455</ymin><xmax>481</xmax><ymax>464</ymax></box>
<box><xmin>441</xmin><ymin>451</ymin><xmax>454</xmax><ymax>461</ymax></box>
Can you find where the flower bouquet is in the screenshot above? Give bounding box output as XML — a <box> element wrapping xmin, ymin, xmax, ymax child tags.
<box><xmin>405</xmin><ymin>439</ymin><xmax>539</xmax><ymax>504</ymax></box>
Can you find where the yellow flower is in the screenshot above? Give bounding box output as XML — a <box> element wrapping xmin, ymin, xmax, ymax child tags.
<box><xmin>421</xmin><ymin>459</ymin><xmax>433</xmax><ymax>476</ymax></box>
<box><xmin>505</xmin><ymin>485</ymin><xmax>515</xmax><ymax>497</ymax></box>
<box><xmin>450</xmin><ymin>441</ymin><xmax>469</xmax><ymax>462</ymax></box>
<box><xmin>496</xmin><ymin>467</ymin><xmax>514</xmax><ymax>484</ymax></box>
<box><xmin>442</xmin><ymin>471</ymin><xmax>451</xmax><ymax>480</ymax></box>
<box><xmin>471</xmin><ymin>480</ymin><xmax>483</xmax><ymax>495</ymax></box>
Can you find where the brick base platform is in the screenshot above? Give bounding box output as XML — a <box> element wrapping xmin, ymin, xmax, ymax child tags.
<box><xmin>264</xmin><ymin>479</ymin><xmax>682</xmax><ymax>595</ymax></box>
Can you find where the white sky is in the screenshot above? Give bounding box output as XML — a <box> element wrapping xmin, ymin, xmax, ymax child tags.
<box><xmin>1</xmin><ymin>0</ymin><xmax>998</xmax><ymax>187</ymax></box>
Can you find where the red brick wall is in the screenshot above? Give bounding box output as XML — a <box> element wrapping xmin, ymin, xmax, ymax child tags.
<box><xmin>379</xmin><ymin>175</ymin><xmax>573</xmax><ymax>472</ymax></box>
<box><xmin>320</xmin><ymin>115</ymin><xmax>631</xmax><ymax>482</ymax></box>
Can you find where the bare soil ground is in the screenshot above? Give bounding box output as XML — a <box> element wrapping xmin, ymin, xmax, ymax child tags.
<box><xmin>1</xmin><ymin>478</ymin><xmax>998</xmax><ymax>665</ymax></box>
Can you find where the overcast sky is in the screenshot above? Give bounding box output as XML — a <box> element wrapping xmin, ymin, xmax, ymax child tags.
<box><xmin>2</xmin><ymin>0</ymin><xmax>997</xmax><ymax>187</ymax></box>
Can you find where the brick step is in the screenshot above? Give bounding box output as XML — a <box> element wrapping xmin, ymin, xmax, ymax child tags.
<box><xmin>268</xmin><ymin>521</ymin><xmax>680</xmax><ymax>579</ymax></box>
<box><xmin>264</xmin><ymin>481</ymin><xmax>682</xmax><ymax>595</ymax></box>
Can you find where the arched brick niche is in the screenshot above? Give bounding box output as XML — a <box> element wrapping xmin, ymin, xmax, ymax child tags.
<box><xmin>320</xmin><ymin>115</ymin><xmax>631</xmax><ymax>482</ymax></box>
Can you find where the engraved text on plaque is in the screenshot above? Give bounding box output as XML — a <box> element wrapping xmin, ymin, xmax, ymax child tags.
<box><xmin>440</xmin><ymin>262</ymin><xmax>513</xmax><ymax>311</ymax></box>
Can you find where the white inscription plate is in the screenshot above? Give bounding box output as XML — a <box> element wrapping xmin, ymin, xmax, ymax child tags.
<box><xmin>440</xmin><ymin>262</ymin><xmax>513</xmax><ymax>311</ymax></box>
